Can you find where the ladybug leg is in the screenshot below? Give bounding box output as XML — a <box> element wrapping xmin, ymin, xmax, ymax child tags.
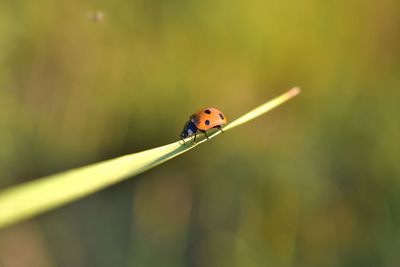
<box><xmin>181</xmin><ymin>137</ymin><xmax>186</xmax><ymax>145</ymax></box>
<box><xmin>200</xmin><ymin>130</ymin><xmax>209</xmax><ymax>140</ymax></box>
<box><xmin>193</xmin><ymin>133</ymin><xmax>197</xmax><ymax>143</ymax></box>
<box><xmin>215</xmin><ymin>125</ymin><xmax>224</xmax><ymax>133</ymax></box>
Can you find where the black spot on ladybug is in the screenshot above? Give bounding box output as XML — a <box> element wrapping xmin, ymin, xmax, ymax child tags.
<box><xmin>205</xmin><ymin>120</ymin><xmax>210</xmax><ymax>125</ymax></box>
<box><xmin>204</xmin><ymin>109</ymin><xmax>211</xmax><ymax>114</ymax></box>
<box><xmin>219</xmin><ymin>113</ymin><xmax>224</xmax><ymax>120</ymax></box>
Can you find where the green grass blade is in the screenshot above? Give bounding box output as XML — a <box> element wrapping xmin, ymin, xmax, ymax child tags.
<box><xmin>0</xmin><ymin>87</ymin><xmax>300</xmax><ymax>229</ymax></box>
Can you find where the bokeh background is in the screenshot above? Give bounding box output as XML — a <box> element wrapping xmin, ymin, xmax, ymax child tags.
<box><xmin>1</xmin><ymin>0</ymin><xmax>400</xmax><ymax>266</ymax></box>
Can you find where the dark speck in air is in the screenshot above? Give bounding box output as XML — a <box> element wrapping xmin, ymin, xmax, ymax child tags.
<box><xmin>204</xmin><ymin>109</ymin><xmax>211</xmax><ymax>114</ymax></box>
<box><xmin>205</xmin><ymin>120</ymin><xmax>210</xmax><ymax>125</ymax></box>
<box><xmin>219</xmin><ymin>113</ymin><xmax>224</xmax><ymax>120</ymax></box>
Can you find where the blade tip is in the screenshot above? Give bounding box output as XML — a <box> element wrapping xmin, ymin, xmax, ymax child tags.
<box><xmin>289</xmin><ymin>86</ymin><xmax>301</xmax><ymax>97</ymax></box>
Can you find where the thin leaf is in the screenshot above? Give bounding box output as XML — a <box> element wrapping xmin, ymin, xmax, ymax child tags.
<box><xmin>0</xmin><ymin>87</ymin><xmax>300</xmax><ymax>229</ymax></box>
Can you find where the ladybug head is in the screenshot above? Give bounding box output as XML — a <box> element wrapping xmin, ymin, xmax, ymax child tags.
<box><xmin>180</xmin><ymin>120</ymin><xmax>198</xmax><ymax>139</ymax></box>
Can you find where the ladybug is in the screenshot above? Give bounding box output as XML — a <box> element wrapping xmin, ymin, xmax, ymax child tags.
<box><xmin>180</xmin><ymin>107</ymin><xmax>227</xmax><ymax>143</ymax></box>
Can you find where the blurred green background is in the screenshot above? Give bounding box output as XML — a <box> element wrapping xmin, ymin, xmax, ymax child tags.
<box><xmin>1</xmin><ymin>0</ymin><xmax>399</xmax><ymax>266</ymax></box>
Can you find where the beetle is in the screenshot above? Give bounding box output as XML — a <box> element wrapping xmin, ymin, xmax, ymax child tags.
<box><xmin>180</xmin><ymin>107</ymin><xmax>227</xmax><ymax>143</ymax></box>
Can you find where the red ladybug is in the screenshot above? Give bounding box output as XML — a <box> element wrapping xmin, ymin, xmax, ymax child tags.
<box><xmin>180</xmin><ymin>107</ymin><xmax>227</xmax><ymax>143</ymax></box>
